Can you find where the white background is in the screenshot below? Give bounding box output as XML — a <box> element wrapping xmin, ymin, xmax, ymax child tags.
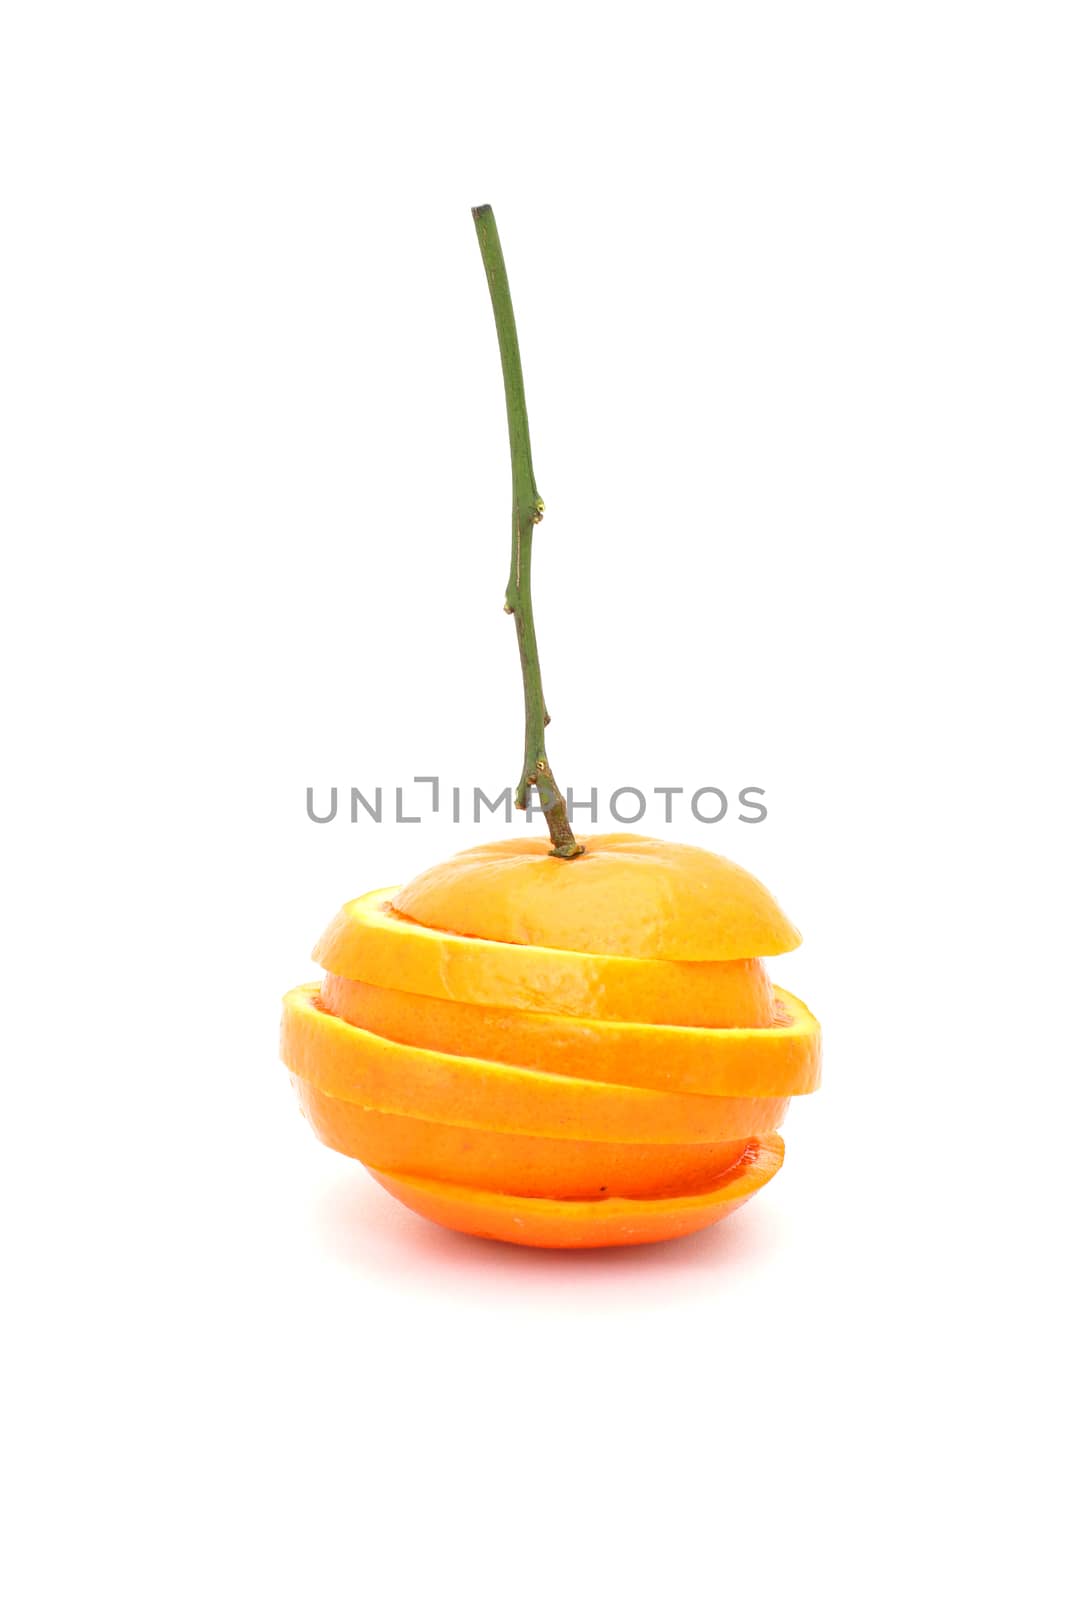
<box><xmin>3</xmin><ymin>4</ymin><xmax>1062</xmax><ymax>1596</ymax></box>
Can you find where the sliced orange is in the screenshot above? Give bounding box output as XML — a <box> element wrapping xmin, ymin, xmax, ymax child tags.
<box><xmin>281</xmin><ymin>984</ymin><xmax>789</xmax><ymax>1144</ymax></box>
<box><xmin>392</xmin><ymin>834</ymin><xmax>801</xmax><ymax>959</ymax></box>
<box><xmin>294</xmin><ymin>1078</ymin><xmax>749</xmax><ymax>1199</ymax></box>
<box><xmin>368</xmin><ymin>1134</ymin><xmax>786</xmax><ymax>1248</ymax></box>
<box><xmin>313</xmin><ymin>889</ymin><xmax>775</xmax><ymax>1026</ymax></box>
<box><xmin>320</xmin><ymin>974</ymin><xmax>821</xmax><ymax>1098</ymax></box>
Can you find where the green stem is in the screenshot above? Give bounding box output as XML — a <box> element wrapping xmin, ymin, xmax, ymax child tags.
<box><xmin>472</xmin><ymin>204</ymin><xmax>583</xmax><ymax>860</ymax></box>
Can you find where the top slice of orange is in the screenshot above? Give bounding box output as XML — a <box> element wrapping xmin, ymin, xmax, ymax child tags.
<box><xmin>391</xmin><ymin>833</ymin><xmax>801</xmax><ymax>961</ymax></box>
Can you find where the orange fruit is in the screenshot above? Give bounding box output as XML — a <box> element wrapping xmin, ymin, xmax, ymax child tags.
<box><xmin>283</xmin><ymin>834</ymin><xmax>818</xmax><ymax>1248</ymax></box>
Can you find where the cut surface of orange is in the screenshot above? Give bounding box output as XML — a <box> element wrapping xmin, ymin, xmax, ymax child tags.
<box><xmin>369</xmin><ymin>1133</ymin><xmax>785</xmax><ymax>1248</ymax></box>
<box><xmin>313</xmin><ymin>889</ymin><xmax>776</xmax><ymax>1027</ymax></box>
<box><xmin>281</xmin><ymin>984</ymin><xmax>789</xmax><ymax>1144</ymax></box>
<box><xmin>295</xmin><ymin>1078</ymin><xmax>749</xmax><ymax>1199</ymax></box>
<box><xmin>391</xmin><ymin>833</ymin><xmax>801</xmax><ymax>960</ymax></box>
<box><xmin>320</xmin><ymin>974</ymin><xmax>821</xmax><ymax>1098</ymax></box>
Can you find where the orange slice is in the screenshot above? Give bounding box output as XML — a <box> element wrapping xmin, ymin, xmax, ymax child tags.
<box><xmin>294</xmin><ymin>1078</ymin><xmax>749</xmax><ymax>1199</ymax></box>
<box><xmin>320</xmin><ymin>974</ymin><xmax>821</xmax><ymax>1098</ymax></box>
<box><xmin>368</xmin><ymin>1134</ymin><xmax>786</xmax><ymax>1248</ymax></box>
<box><xmin>281</xmin><ymin>984</ymin><xmax>789</xmax><ymax>1144</ymax></box>
<box><xmin>313</xmin><ymin>889</ymin><xmax>775</xmax><ymax>1026</ymax></box>
<box><xmin>392</xmin><ymin>834</ymin><xmax>801</xmax><ymax>959</ymax></box>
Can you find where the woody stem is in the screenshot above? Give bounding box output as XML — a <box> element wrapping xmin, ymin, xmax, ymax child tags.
<box><xmin>471</xmin><ymin>203</ymin><xmax>583</xmax><ymax>859</ymax></box>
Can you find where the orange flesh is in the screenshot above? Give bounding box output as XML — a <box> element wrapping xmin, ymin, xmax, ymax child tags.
<box><xmin>369</xmin><ymin>1134</ymin><xmax>785</xmax><ymax>1248</ymax></box>
<box><xmin>282</xmin><ymin>984</ymin><xmax>790</xmax><ymax>1144</ymax></box>
<box><xmin>392</xmin><ymin>834</ymin><xmax>801</xmax><ymax>960</ymax></box>
<box><xmin>313</xmin><ymin>889</ymin><xmax>776</xmax><ymax>1026</ymax></box>
<box><xmin>320</xmin><ymin>973</ymin><xmax>821</xmax><ymax>1098</ymax></box>
<box><xmin>295</xmin><ymin>1078</ymin><xmax>749</xmax><ymax>1200</ymax></box>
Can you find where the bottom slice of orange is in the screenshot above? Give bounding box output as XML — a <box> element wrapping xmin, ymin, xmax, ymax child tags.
<box><xmin>368</xmin><ymin>1133</ymin><xmax>784</xmax><ymax>1249</ymax></box>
